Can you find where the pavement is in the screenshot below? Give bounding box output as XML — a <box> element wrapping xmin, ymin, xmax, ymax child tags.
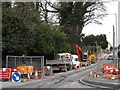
<box><xmin>80</xmin><ymin>75</ymin><xmax>120</xmax><ymax>90</ymax></box>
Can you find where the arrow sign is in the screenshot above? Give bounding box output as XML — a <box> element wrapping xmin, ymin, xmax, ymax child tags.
<box><xmin>12</xmin><ymin>72</ymin><xmax>21</xmax><ymax>82</ymax></box>
<box><xmin>14</xmin><ymin>73</ymin><xmax>19</xmax><ymax>80</ymax></box>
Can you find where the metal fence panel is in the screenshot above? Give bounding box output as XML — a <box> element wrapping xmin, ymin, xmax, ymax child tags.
<box><xmin>6</xmin><ymin>55</ymin><xmax>45</xmax><ymax>73</ymax></box>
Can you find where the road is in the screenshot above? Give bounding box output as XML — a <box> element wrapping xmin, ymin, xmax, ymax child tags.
<box><xmin>2</xmin><ymin>54</ymin><xmax>112</xmax><ymax>89</ymax></box>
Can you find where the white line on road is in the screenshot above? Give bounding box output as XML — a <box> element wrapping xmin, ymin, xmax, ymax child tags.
<box><xmin>46</xmin><ymin>82</ymin><xmax>52</xmax><ymax>85</ymax></box>
<box><xmin>71</xmin><ymin>82</ymin><xmax>75</xmax><ymax>84</ymax></box>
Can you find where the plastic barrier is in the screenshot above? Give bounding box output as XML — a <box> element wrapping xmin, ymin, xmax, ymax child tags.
<box><xmin>16</xmin><ymin>66</ymin><xmax>34</xmax><ymax>74</ymax></box>
<box><xmin>0</xmin><ymin>68</ymin><xmax>11</xmax><ymax>80</ymax></box>
<box><xmin>102</xmin><ymin>64</ymin><xmax>120</xmax><ymax>79</ymax></box>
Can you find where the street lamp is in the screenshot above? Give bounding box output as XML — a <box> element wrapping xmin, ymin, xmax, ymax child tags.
<box><xmin>104</xmin><ymin>13</ymin><xmax>117</xmax><ymax>66</ymax></box>
<box><xmin>113</xmin><ymin>25</ymin><xmax>115</xmax><ymax>65</ymax></box>
<box><xmin>105</xmin><ymin>13</ymin><xmax>117</xmax><ymax>47</ymax></box>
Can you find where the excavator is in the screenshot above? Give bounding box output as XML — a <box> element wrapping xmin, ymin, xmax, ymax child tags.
<box><xmin>88</xmin><ymin>50</ymin><xmax>97</xmax><ymax>63</ymax></box>
<box><xmin>75</xmin><ymin>44</ymin><xmax>96</xmax><ymax>66</ymax></box>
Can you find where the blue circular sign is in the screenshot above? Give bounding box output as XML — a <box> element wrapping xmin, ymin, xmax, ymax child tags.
<box><xmin>12</xmin><ymin>72</ymin><xmax>21</xmax><ymax>82</ymax></box>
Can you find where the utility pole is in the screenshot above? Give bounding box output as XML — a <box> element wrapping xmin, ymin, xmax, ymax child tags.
<box><xmin>113</xmin><ymin>25</ymin><xmax>115</xmax><ymax>65</ymax></box>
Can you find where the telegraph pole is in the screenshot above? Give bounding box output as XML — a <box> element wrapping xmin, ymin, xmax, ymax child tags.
<box><xmin>113</xmin><ymin>25</ymin><xmax>115</xmax><ymax>65</ymax></box>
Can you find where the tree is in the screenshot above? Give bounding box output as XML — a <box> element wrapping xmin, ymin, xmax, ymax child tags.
<box><xmin>2</xmin><ymin>2</ymin><xmax>40</xmax><ymax>55</ymax></box>
<box><xmin>41</xmin><ymin>1</ymin><xmax>107</xmax><ymax>52</ymax></box>
<box><xmin>83</xmin><ymin>34</ymin><xmax>108</xmax><ymax>49</ymax></box>
<box><xmin>2</xmin><ymin>1</ymin><xmax>107</xmax><ymax>61</ymax></box>
<box><xmin>20</xmin><ymin>1</ymin><xmax>107</xmax><ymax>53</ymax></box>
<box><xmin>2</xmin><ymin>2</ymin><xmax>70</xmax><ymax>58</ymax></box>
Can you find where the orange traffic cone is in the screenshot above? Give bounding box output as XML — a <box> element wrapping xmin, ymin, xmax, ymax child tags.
<box><xmin>89</xmin><ymin>68</ymin><xmax>93</xmax><ymax>77</ymax></box>
<box><xmin>27</xmin><ymin>73</ymin><xmax>30</xmax><ymax>81</ymax></box>
<box><xmin>34</xmin><ymin>69</ymin><xmax>38</xmax><ymax>80</ymax></box>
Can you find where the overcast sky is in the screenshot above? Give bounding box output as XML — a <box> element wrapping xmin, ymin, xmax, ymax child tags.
<box><xmin>82</xmin><ymin>1</ymin><xmax>118</xmax><ymax>47</ymax></box>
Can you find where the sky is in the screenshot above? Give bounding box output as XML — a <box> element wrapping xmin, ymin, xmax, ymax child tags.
<box><xmin>82</xmin><ymin>1</ymin><xmax>118</xmax><ymax>47</ymax></box>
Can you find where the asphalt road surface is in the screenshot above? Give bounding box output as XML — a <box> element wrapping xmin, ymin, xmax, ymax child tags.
<box><xmin>2</xmin><ymin>54</ymin><xmax>112</xmax><ymax>89</ymax></box>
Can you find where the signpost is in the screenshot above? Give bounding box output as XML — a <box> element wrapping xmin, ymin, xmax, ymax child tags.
<box><xmin>12</xmin><ymin>72</ymin><xmax>21</xmax><ymax>82</ymax></box>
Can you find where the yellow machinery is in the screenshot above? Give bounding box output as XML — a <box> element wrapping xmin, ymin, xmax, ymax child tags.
<box><xmin>89</xmin><ymin>50</ymin><xmax>97</xmax><ymax>63</ymax></box>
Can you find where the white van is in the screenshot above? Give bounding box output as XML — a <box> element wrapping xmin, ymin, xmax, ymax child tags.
<box><xmin>57</xmin><ymin>53</ymin><xmax>72</xmax><ymax>60</ymax></box>
<box><xmin>71</xmin><ymin>55</ymin><xmax>80</xmax><ymax>68</ymax></box>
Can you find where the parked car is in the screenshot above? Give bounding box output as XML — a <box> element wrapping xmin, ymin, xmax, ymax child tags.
<box><xmin>107</xmin><ymin>54</ymin><xmax>113</xmax><ymax>60</ymax></box>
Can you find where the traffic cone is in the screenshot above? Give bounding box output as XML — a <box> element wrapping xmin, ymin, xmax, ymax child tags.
<box><xmin>89</xmin><ymin>68</ymin><xmax>93</xmax><ymax>77</ymax></box>
<box><xmin>27</xmin><ymin>73</ymin><xmax>30</xmax><ymax>81</ymax></box>
<box><xmin>34</xmin><ymin>69</ymin><xmax>38</xmax><ymax>80</ymax></box>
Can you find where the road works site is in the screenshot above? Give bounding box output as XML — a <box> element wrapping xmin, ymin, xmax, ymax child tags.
<box><xmin>1</xmin><ymin>52</ymin><xmax>120</xmax><ymax>89</ymax></box>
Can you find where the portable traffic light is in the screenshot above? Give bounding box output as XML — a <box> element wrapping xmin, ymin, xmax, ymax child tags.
<box><xmin>22</xmin><ymin>54</ymin><xmax>26</xmax><ymax>58</ymax></box>
<box><xmin>118</xmin><ymin>51</ymin><xmax>120</xmax><ymax>58</ymax></box>
<box><xmin>22</xmin><ymin>54</ymin><xmax>26</xmax><ymax>64</ymax></box>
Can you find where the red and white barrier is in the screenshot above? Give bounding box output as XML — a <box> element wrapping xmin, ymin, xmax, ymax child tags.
<box><xmin>34</xmin><ymin>69</ymin><xmax>38</xmax><ymax>80</ymax></box>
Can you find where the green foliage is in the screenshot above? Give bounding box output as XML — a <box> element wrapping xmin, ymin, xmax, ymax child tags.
<box><xmin>34</xmin><ymin>23</ymin><xmax>69</xmax><ymax>54</ymax></box>
<box><xmin>83</xmin><ymin>34</ymin><xmax>108</xmax><ymax>49</ymax></box>
<box><xmin>57</xmin><ymin>2</ymin><xmax>106</xmax><ymax>51</ymax></box>
<box><xmin>2</xmin><ymin>1</ymin><xmax>107</xmax><ymax>60</ymax></box>
<box><xmin>2</xmin><ymin>2</ymin><xmax>70</xmax><ymax>57</ymax></box>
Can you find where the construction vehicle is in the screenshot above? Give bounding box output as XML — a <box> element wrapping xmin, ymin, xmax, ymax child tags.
<box><xmin>80</xmin><ymin>52</ymin><xmax>91</xmax><ymax>66</ymax></box>
<box><xmin>75</xmin><ymin>44</ymin><xmax>97</xmax><ymax>66</ymax></box>
<box><xmin>71</xmin><ymin>55</ymin><xmax>80</xmax><ymax>69</ymax></box>
<box><xmin>89</xmin><ymin>50</ymin><xmax>97</xmax><ymax>63</ymax></box>
<box><xmin>46</xmin><ymin>53</ymin><xmax>73</xmax><ymax>72</ymax></box>
<box><xmin>76</xmin><ymin>44</ymin><xmax>90</xmax><ymax>66</ymax></box>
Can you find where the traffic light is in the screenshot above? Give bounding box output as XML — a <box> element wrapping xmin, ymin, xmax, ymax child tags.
<box><xmin>22</xmin><ymin>54</ymin><xmax>26</xmax><ymax>64</ymax></box>
<box><xmin>22</xmin><ymin>54</ymin><xmax>26</xmax><ymax>58</ymax></box>
<box><xmin>118</xmin><ymin>51</ymin><xmax>120</xmax><ymax>58</ymax></box>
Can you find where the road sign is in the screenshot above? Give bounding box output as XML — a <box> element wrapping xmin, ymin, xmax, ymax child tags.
<box><xmin>0</xmin><ymin>68</ymin><xmax>11</xmax><ymax>79</ymax></box>
<box><xmin>12</xmin><ymin>72</ymin><xmax>21</xmax><ymax>82</ymax></box>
